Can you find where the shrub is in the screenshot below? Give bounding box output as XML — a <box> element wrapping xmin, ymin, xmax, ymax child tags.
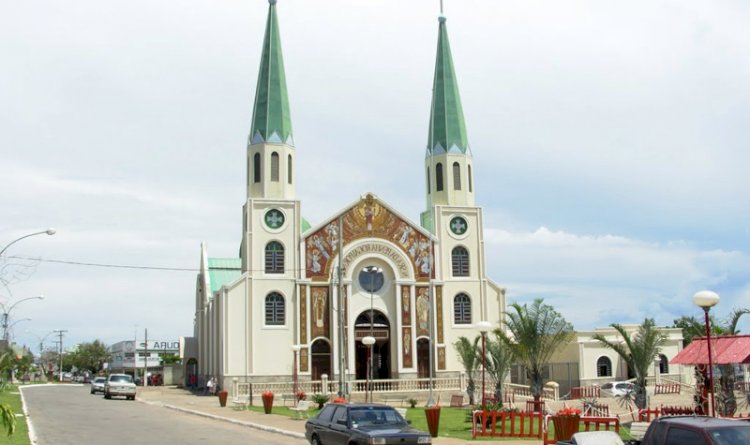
<box><xmin>311</xmin><ymin>393</ymin><xmax>330</xmax><ymax>409</ymax></box>
<box><xmin>407</xmin><ymin>398</ymin><xmax>418</xmax><ymax>408</ymax></box>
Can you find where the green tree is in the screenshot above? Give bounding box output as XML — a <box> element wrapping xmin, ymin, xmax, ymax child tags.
<box><xmin>69</xmin><ymin>340</ymin><xmax>110</xmax><ymax>373</ymax></box>
<box><xmin>484</xmin><ymin>335</ymin><xmax>514</xmax><ymax>402</ymax></box>
<box><xmin>495</xmin><ymin>299</ymin><xmax>575</xmax><ymax>405</ymax></box>
<box><xmin>453</xmin><ymin>336</ymin><xmax>480</xmax><ymax>405</ymax></box>
<box><xmin>0</xmin><ymin>352</ymin><xmax>16</xmax><ymax>437</ymax></box>
<box><xmin>593</xmin><ymin>318</ymin><xmax>667</xmax><ymax>409</ymax></box>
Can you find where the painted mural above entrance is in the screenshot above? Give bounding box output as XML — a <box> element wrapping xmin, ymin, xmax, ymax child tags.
<box><xmin>304</xmin><ymin>194</ymin><xmax>433</xmax><ymax>282</ymax></box>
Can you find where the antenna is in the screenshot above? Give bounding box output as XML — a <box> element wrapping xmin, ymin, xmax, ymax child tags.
<box><xmin>440</xmin><ymin>0</ymin><xmax>444</xmax><ymax>15</ymax></box>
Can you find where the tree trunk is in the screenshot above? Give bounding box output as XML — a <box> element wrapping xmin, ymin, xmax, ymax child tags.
<box><xmin>467</xmin><ymin>379</ymin><xmax>476</xmax><ymax>405</ymax></box>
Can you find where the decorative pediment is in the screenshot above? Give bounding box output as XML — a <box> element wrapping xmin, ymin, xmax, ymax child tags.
<box><xmin>304</xmin><ymin>193</ymin><xmax>433</xmax><ymax>282</ymax></box>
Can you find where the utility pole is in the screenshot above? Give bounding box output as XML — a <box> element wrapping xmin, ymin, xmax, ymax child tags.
<box><xmin>54</xmin><ymin>329</ymin><xmax>67</xmax><ymax>382</ymax></box>
<box><xmin>144</xmin><ymin>328</ymin><xmax>148</xmax><ymax>387</ymax></box>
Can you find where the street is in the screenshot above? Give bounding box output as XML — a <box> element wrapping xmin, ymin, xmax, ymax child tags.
<box><xmin>21</xmin><ymin>385</ymin><xmax>306</xmax><ymax>445</ymax></box>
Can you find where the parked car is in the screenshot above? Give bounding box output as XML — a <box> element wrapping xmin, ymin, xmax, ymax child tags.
<box><xmin>305</xmin><ymin>403</ymin><xmax>431</xmax><ymax>445</ymax></box>
<box><xmin>557</xmin><ymin>430</ymin><xmax>625</xmax><ymax>445</ymax></box>
<box><xmin>600</xmin><ymin>381</ymin><xmax>635</xmax><ymax>397</ymax></box>
<box><xmin>639</xmin><ymin>415</ymin><xmax>750</xmax><ymax>444</ymax></box>
<box><xmin>90</xmin><ymin>376</ymin><xmax>107</xmax><ymax>394</ymax></box>
<box><xmin>104</xmin><ymin>373</ymin><xmax>137</xmax><ymax>400</ymax></box>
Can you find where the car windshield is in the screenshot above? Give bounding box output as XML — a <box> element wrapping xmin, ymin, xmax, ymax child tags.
<box><xmin>349</xmin><ymin>407</ymin><xmax>405</xmax><ymax>428</ymax></box>
<box><xmin>109</xmin><ymin>375</ymin><xmax>133</xmax><ymax>383</ymax></box>
<box><xmin>94</xmin><ymin>378</ymin><xmax>106</xmax><ymax>383</ymax></box>
<box><xmin>709</xmin><ymin>425</ymin><xmax>750</xmax><ymax>445</ymax></box>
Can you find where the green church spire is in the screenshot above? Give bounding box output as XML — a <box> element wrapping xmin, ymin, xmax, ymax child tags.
<box><xmin>427</xmin><ymin>16</ymin><xmax>469</xmax><ymax>155</ymax></box>
<box><xmin>250</xmin><ymin>0</ymin><xmax>293</xmax><ymax>146</ymax></box>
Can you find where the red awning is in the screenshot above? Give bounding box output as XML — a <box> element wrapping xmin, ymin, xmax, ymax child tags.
<box><xmin>670</xmin><ymin>335</ymin><xmax>750</xmax><ymax>365</ymax></box>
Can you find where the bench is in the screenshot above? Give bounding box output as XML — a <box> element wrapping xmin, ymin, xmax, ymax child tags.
<box><xmin>380</xmin><ymin>395</ymin><xmax>407</xmax><ymax>406</ymax></box>
<box><xmin>232</xmin><ymin>394</ymin><xmax>250</xmax><ymax>410</ymax></box>
<box><xmin>290</xmin><ymin>400</ymin><xmax>313</xmax><ymax>419</ymax></box>
<box><xmin>628</xmin><ymin>421</ymin><xmax>650</xmax><ymax>440</ymax></box>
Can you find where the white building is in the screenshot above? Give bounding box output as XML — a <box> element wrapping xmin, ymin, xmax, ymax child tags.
<box><xmin>109</xmin><ymin>339</ymin><xmax>180</xmax><ymax>377</ymax></box>
<box><xmin>184</xmin><ymin>0</ymin><xmax>506</xmax><ymax>394</ymax></box>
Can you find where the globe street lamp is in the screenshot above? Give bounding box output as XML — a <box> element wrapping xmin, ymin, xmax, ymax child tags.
<box><xmin>1</xmin><ymin>295</ymin><xmax>44</xmax><ymax>342</ymax></box>
<box><xmin>0</xmin><ymin>229</ymin><xmax>56</xmax><ymax>257</ymax></box>
<box><xmin>362</xmin><ymin>336</ymin><xmax>376</xmax><ymax>403</ymax></box>
<box><xmin>476</xmin><ymin>320</ymin><xmax>492</xmax><ymax>407</ymax></box>
<box><xmin>693</xmin><ymin>290</ymin><xmax>720</xmax><ymax>417</ymax></box>
<box><xmin>291</xmin><ymin>344</ymin><xmax>301</xmax><ymax>407</ymax></box>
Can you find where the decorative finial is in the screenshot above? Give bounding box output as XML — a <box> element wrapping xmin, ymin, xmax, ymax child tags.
<box><xmin>269</xmin><ymin>0</ymin><xmax>277</xmax><ymax>5</ymax></box>
<box><xmin>439</xmin><ymin>15</ymin><xmax>447</xmax><ymax>23</ymax></box>
<box><xmin>438</xmin><ymin>0</ymin><xmax>446</xmax><ymax>22</ymax></box>
<box><xmin>440</xmin><ymin>0</ymin><xmax>444</xmax><ymax>14</ymax></box>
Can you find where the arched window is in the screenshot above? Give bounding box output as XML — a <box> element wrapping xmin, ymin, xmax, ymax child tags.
<box><xmin>453</xmin><ymin>162</ymin><xmax>461</xmax><ymax>190</ymax></box>
<box><xmin>453</xmin><ymin>293</ymin><xmax>471</xmax><ymax>324</ymax></box>
<box><xmin>253</xmin><ymin>153</ymin><xmax>261</xmax><ymax>183</ymax></box>
<box><xmin>271</xmin><ymin>152</ymin><xmax>280</xmax><ymax>182</ymax></box>
<box><xmin>265</xmin><ymin>241</ymin><xmax>284</xmax><ymax>274</ymax></box>
<box><xmin>659</xmin><ymin>354</ymin><xmax>669</xmax><ymax>374</ymax></box>
<box><xmin>468</xmin><ymin>165</ymin><xmax>473</xmax><ymax>193</ymax></box>
<box><xmin>265</xmin><ymin>292</ymin><xmax>285</xmax><ymax>325</ymax></box>
<box><xmin>436</xmin><ymin>163</ymin><xmax>444</xmax><ymax>192</ymax></box>
<box><xmin>597</xmin><ymin>356</ymin><xmax>612</xmax><ymax>377</ymax></box>
<box><xmin>287</xmin><ymin>154</ymin><xmax>293</xmax><ymax>184</ymax></box>
<box><xmin>452</xmin><ymin>246</ymin><xmax>469</xmax><ymax>277</ymax></box>
<box><xmin>426</xmin><ymin>168</ymin><xmax>430</xmax><ymax>195</ymax></box>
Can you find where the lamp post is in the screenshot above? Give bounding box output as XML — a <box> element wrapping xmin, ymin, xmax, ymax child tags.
<box><xmin>1</xmin><ymin>295</ymin><xmax>44</xmax><ymax>342</ymax></box>
<box><xmin>693</xmin><ymin>290</ymin><xmax>720</xmax><ymax>417</ymax></box>
<box><xmin>0</xmin><ymin>229</ymin><xmax>56</xmax><ymax>258</ymax></box>
<box><xmin>362</xmin><ymin>336</ymin><xmax>375</xmax><ymax>403</ymax></box>
<box><xmin>26</xmin><ymin>330</ymin><xmax>56</xmax><ymax>366</ymax></box>
<box><xmin>476</xmin><ymin>321</ymin><xmax>492</xmax><ymax>407</ymax></box>
<box><xmin>291</xmin><ymin>344</ymin><xmax>301</xmax><ymax>407</ymax></box>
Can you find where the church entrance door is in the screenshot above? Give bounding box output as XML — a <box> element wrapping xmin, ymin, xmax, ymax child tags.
<box><xmin>354</xmin><ymin>310</ymin><xmax>391</xmax><ymax>381</ymax></box>
<box><xmin>417</xmin><ymin>338</ymin><xmax>430</xmax><ymax>379</ymax></box>
<box><xmin>311</xmin><ymin>339</ymin><xmax>332</xmax><ymax>381</ymax></box>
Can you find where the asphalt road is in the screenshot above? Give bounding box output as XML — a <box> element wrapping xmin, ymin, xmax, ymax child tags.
<box><xmin>22</xmin><ymin>385</ymin><xmax>305</xmax><ymax>445</ymax></box>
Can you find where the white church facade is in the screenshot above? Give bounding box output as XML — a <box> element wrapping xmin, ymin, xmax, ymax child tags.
<box><xmin>184</xmin><ymin>0</ymin><xmax>506</xmax><ymax>395</ymax></box>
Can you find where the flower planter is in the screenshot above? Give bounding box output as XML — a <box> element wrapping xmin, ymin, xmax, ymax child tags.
<box><xmin>218</xmin><ymin>390</ymin><xmax>228</xmax><ymax>407</ymax></box>
<box><xmin>424</xmin><ymin>406</ymin><xmax>441</xmax><ymax>438</ymax></box>
<box><xmin>552</xmin><ymin>415</ymin><xmax>580</xmax><ymax>442</ymax></box>
<box><xmin>262</xmin><ymin>393</ymin><xmax>274</xmax><ymax>414</ymax></box>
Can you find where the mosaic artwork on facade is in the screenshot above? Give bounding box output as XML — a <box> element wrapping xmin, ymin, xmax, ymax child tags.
<box><xmin>437</xmin><ymin>346</ymin><xmax>446</xmax><ymax>370</ymax></box>
<box><xmin>436</xmin><ymin>286</ymin><xmax>444</xmax><ymax>344</ymax></box>
<box><xmin>310</xmin><ymin>287</ymin><xmax>329</xmax><ymax>339</ymax></box>
<box><xmin>299</xmin><ymin>284</ymin><xmax>307</xmax><ymax>344</ymax></box>
<box><xmin>416</xmin><ymin>286</ymin><xmax>430</xmax><ymax>337</ymax></box>
<box><xmin>305</xmin><ymin>195</ymin><xmax>432</xmax><ymax>282</ymax></box>
<box><xmin>401</xmin><ymin>285</ymin><xmax>411</xmax><ymax>328</ymax></box>
<box><xmin>300</xmin><ymin>347</ymin><xmax>308</xmax><ymax>372</ymax></box>
<box><xmin>402</xmin><ymin>327</ymin><xmax>413</xmax><ymax>368</ymax></box>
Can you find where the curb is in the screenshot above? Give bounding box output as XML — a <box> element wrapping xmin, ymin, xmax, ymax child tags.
<box><xmin>143</xmin><ymin>400</ymin><xmax>306</xmax><ymax>440</ymax></box>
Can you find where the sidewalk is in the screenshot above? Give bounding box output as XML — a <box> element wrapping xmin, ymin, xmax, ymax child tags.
<box><xmin>136</xmin><ymin>386</ymin><xmax>540</xmax><ymax>445</ymax></box>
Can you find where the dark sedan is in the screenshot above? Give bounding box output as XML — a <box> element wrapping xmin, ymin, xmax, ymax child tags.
<box><xmin>305</xmin><ymin>403</ymin><xmax>431</xmax><ymax>445</ymax></box>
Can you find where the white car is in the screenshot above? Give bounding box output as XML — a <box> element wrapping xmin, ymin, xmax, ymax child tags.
<box><xmin>600</xmin><ymin>381</ymin><xmax>635</xmax><ymax>398</ymax></box>
<box><xmin>104</xmin><ymin>374</ymin><xmax>137</xmax><ymax>400</ymax></box>
<box><xmin>90</xmin><ymin>376</ymin><xmax>107</xmax><ymax>394</ymax></box>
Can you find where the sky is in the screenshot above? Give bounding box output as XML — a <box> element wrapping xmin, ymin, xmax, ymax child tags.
<box><xmin>1</xmin><ymin>0</ymin><xmax>749</xmax><ymax>353</ymax></box>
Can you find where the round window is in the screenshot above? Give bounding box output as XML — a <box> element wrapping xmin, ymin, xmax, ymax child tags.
<box><xmin>264</xmin><ymin>208</ymin><xmax>285</xmax><ymax>229</ymax></box>
<box><xmin>449</xmin><ymin>216</ymin><xmax>468</xmax><ymax>236</ymax></box>
<box><xmin>358</xmin><ymin>266</ymin><xmax>384</xmax><ymax>293</ymax></box>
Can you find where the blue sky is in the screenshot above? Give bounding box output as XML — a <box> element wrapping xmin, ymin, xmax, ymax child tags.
<box><xmin>1</xmin><ymin>0</ymin><xmax>749</xmax><ymax>349</ymax></box>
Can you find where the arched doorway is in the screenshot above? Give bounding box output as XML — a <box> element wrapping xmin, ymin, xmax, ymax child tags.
<box><xmin>354</xmin><ymin>310</ymin><xmax>391</xmax><ymax>380</ymax></box>
<box><xmin>185</xmin><ymin>358</ymin><xmax>197</xmax><ymax>387</ymax></box>
<box><xmin>311</xmin><ymin>339</ymin><xmax>332</xmax><ymax>381</ymax></box>
<box><xmin>417</xmin><ymin>338</ymin><xmax>430</xmax><ymax>379</ymax></box>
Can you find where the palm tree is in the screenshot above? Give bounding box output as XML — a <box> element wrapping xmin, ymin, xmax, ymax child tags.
<box><xmin>453</xmin><ymin>336</ymin><xmax>480</xmax><ymax>405</ymax></box>
<box><xmin>593</xmin><ymin>318</ymin><xmax>667</xmax><ymax>409</ymax></box>
<box><xmin>495</xmin><ymin>299</ymin><xmax>575</xmax><ymax>406</ymax></box>
<box><xmin>484</xmin><ymin>336</ymin><xmax>514</xmax><ymax>403</ymax></box>
<box><xmin>0</xmin><ymin>352</ymin><xmax>16</xmax><ymax>437</ymax></box>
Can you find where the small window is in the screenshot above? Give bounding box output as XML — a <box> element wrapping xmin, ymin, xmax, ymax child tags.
<box><xmin>287</xmin><ymin>155</ymin><xmax>293</xmax><ymax>184</ymax></box>
<box><xmin>468</xmin><ymin>165</ymin><xmax>473</xmax><ymax>193</ymax></box>
<box><xmin>436</xmin><ymin>163</ymin><xmax>443</xmax><ymax>192</ymax></box>
<box><xmin>426</xmin><ymin>168</ymin><xmax>430</xmax><ymax>195</ymax></box>
<box><xmin>271</xmin><ymin>152</ymin><xmax>279</xmax><ymax>182</ymax></box>
<box><xmin>451</xmin><ymin>246</ymin><xmax>469</xmax><ymax>277</ymax></box>
<box><xmin>317</xmin><ymin>405</ymin><xmax>337</xmax><ymax>422</ymax></box>
<box><xmin>265</xmin><ymin>292</ymin><xmax>285</xmax><ymax>325</ymax></box>
<box><xmin>597</xmin><ymin>356</ymin><xmax>612</xmax><ymax>377</ymax></box>
<box><xmin>453</xmin><ymin>293</ymin><xmax>471</xmax><ymax>324</ymax></box>
<box><xmin>332</xmin><ymin>406</ymin><xmax>348</xmax><ymax>425</ymax></box>
<box><xmin>265</xmin><ymin>241</ymin><xmax>284</xmax><ymax>274</ymax></box>
<box><xmin>453</xmin><ymin>162</ymin><xmax>461</xmax><ymax>190</ymax></box>
<box><xmin>659</xmin><ymin>354</ymin><xmax>669</xmax><ymax>374</ymax></box>
<box><xmin>253</xmin><ymin>153</ymin><xmax>261</xmax><ymax>183</ymax></box>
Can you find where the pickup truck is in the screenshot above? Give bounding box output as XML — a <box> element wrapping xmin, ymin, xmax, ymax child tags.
<box><xmin>637</xmin><ymin>416</ymin><xmax>750</xmax><ymax>444</ymax></box>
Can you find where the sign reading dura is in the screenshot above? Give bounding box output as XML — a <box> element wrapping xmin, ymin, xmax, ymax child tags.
<box><xmin>342</xmin><ymin>242</ymin><xmax>410</xmax><ymax>279</ymax></box>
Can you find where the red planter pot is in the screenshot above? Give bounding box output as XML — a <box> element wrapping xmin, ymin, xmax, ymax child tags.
<box><xmin>424</xmin><ymin>406</ymin><xmax>441</xmax><ymax>438</ymax></box>
<box><xmin>218</xmin><ymin>390</ymin><xmax>228</xmax><ymax>407</ymax></box>
<box><xmin>552</xmin><ymin>415</ymin><xmax>580</xmax><ymax>442</ymax></box>
<box><xmin>262</xmin><ymin>393</ymin><xmax>274</xmax><ymax>414</ymax></box>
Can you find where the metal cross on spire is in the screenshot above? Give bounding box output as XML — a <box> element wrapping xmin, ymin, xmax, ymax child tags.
<box><xmin>440</xmin><ymin>0</ymin><xmax>444</xmax><ymax>14</ymax></box>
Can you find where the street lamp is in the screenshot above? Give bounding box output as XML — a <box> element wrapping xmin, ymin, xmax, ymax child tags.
<box><xmin>291</xmin><ymin>344</ymin><xmax>301</xmax><ymax>407</ymax></box>
<box><xmin>693</xmin><ymin>290</ymin><xmax>720</xmax><ymax>417</ymax></box>
<box><xmin>1</xmin><ymin>295</ymin><xmax>44</xmax><ymax>342</ymax></box>
<box><xmin>476</xmin><ymin>320</ymin><xmax>492</xmax><ymax>407</ymax></box>
<box><xmin>362</xmin><ymin>336</ymin><xmax>376</xmax><ymax>403</ymax></box>
<box><xmin>0</xmin><ymin>229</ymin><xmax>56</xmax><ymax>257</ymax></box>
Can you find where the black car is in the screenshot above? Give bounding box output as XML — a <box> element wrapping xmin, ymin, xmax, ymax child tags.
<box><xmin>305</xmin><ymin>403</ymin><xmax>431</xmax><ymax>445</ymax></box>
<box><xmin>640</xmin><ymin>415</ymin><xmax>750</xmax><ymax>445</ymax></box>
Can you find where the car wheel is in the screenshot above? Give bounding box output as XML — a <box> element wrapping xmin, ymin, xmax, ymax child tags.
<box><xmin>104</xmin><ymin>392</ymin><xmax>111</xmax><ymax>399</ymax></box>
<box><xmin>90</xmin><ymin>389</ymin><xmax>95</xmax><ymax>394</ymax></box>
<box><xmin>310</xmin><ymin>435</ymin><xmax>323</xmax><ymax>445</ymax></box>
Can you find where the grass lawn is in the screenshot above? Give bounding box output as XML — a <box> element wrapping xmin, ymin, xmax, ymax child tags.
<box><xmin>0</xmin><ymin>385</ymin><xmax>31</xmax><ymax>445</ymax></box>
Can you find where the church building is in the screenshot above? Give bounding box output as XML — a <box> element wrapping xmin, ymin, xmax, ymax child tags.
<box><xmin>186</xmin><ymin>0</ymin><xmax>506</xmax><ymax>394</ymax></box>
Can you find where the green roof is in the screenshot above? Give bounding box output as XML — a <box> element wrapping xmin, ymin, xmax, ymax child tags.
<box><xmin>250</xmin><ymin>0</ymin><xmax>294</xmax><ymax>146</ymax></box>
<box><xmin>427</xmin><ymin>16</ymin><xmax>469</xmax><ymax>155</ymax></box>
<box><xmin>207</xmin><ymin>258</ymin><xmax>241</xmax><ymax>294</ymax></box>
<box><xmin>301</xmin><ymin>216</ymin><xmax>312</xmax><ymax>234</ymax></box>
